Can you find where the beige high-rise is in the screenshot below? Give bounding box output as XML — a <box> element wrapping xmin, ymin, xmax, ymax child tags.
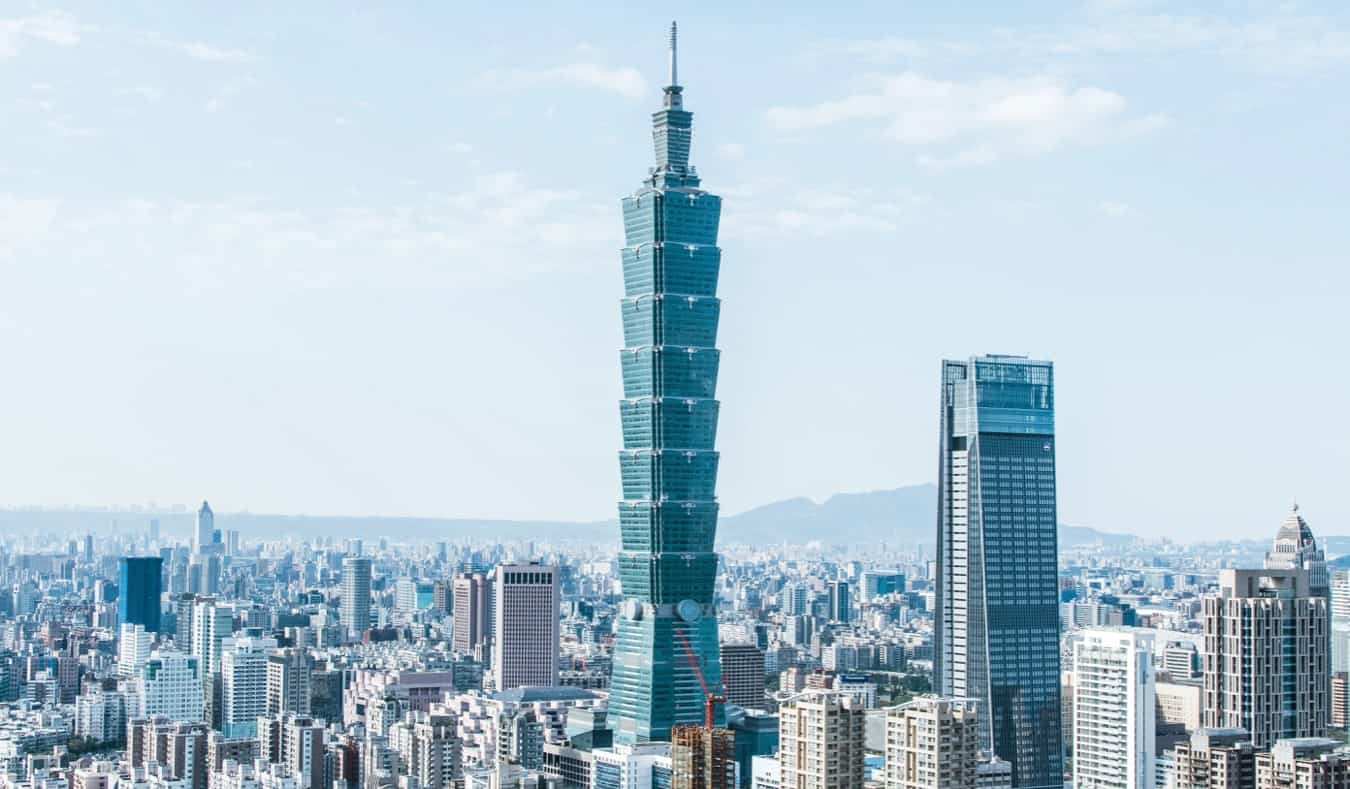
<box><xmin>778</xmin><ymin>690</ymin><xmax>865</xmax><ymax>789</ymax></box>
<box><xmin>1203</xmin><ymin>569</ymin><xmax>1329</xmax><ymax>749</ymax></box>
<box><xmin>884</xmin><ymin>696</ymin><xmax>979</xmax><ymax>789</ymax></box>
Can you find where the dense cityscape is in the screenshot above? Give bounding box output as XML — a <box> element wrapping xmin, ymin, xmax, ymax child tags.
<box><xmin>2</xmin><ymin>19</ymin><xmax>1347</xmax><ymax>789</ymax></box>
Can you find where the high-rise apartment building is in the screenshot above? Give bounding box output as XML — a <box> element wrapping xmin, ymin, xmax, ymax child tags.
<box><xmin>1072</xmin><ymin>628</ymin><xmax>1156</xmax><ymax>789</ymax></box>
<box><xmin>1333</xmin><ymin>673</ymin><xmax>1348</xmax><ymax>729</ymax></box>
<box><xmin>220</xmin><ymin>636</ymin><xmax>276</xmax><ymax>738</ymax></box>
<box><xmin>1203</xmin><ymin>569</ymin><xmax>1329</xmax><ymax>748</ymax></box>
<box><xmin>266</xmin><ymin>648</ymin><xmax>312</xmax><ymax>716</ymax></box>
<box><xmin>492</xmin><ymin>562</ymin><xmax>559</xmax><ymax>690</ymax></box>
<box><xmin>884</xmin><ymin>696</ymin><xmax>981</xmax><ymax>789</ymax></box>
<box><xmin>936</xmin><ymin>355</ymin><xmax>1063</xmax><ymax>788</ymax></box>
<box><xmin>718</xmin><ymin>643</ymin><xmax>766</xmax><ymax>711</ymax></box>
<box><xmin>610</xmin><ymin>23</ymin><xmax>726</xmax><ymax>745</ymax></box>
<box><xmin>257</xmin><ymin>713</ymin><xmax>325</xmax><ymax>789</ymax></box>
<box><xmin>1332</xmin><ymin>571</ymin><xmax>1350</xmax><ymax>674</ymax></box>
<box><xmin>452</xmin><ymin>572</ymin><xmax>491</xmax><ymax>656</ymax></box>
<box><xmin>119</xmin><ymin>556</ymin><xmax>164</xmax><ymax>633</ymax></box>
<box><xmin>191</xmin><ymin>596</ymin><xmax>235</xmax><ymax>674</ymax></box>
<box><xmin>118</xmin><ymin>623</ymin><xmax>153</xmax><ymax>678</ymax></box>
<box><xmin>778</xmin><ymin>691</ymin><xmax>866</xmax><ymax>789</ymax></box>
<box><xmin>341</xmin><ymin>557</ymin><xmax>372</xmax><ymax>640</ymax></box>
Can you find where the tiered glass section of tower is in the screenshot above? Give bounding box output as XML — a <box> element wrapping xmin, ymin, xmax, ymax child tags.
<box><xmin>610</xmin><ymin>24</ymin><xmax>725</xmax><ymax>745</ymax></box>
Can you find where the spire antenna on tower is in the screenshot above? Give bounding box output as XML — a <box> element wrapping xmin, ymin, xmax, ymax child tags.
<box><xmin>668</xmin><ymin>20</ymin><xmax>678</xmax><ymax>87</ymax></box>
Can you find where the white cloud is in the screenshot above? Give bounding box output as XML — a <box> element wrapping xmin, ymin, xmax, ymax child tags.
<box><xmin>486</xmin><ymin>63</ymin><xmax>648</xmax><ymax>98</ymax></box>
<box><xmin>1099</xmin><ymin>201</ymin><xmax>1132</xmax><ymax>217</ymax></box>
<box><xmin>722</xmin><ymin>180</ymin><xmax>927</xmax><ymax>239</ymax></box>
<box><xmin>717</xmin><ymin>143</ymin><xmax>746</xmax><ymax>160</ymax></box>
<box><xmin>138</xmin><ymin>31</ymin><xmax>259</xmax><ymax>63</ymax></box>
<box><xmin>0</xmin><ymin>196</ymin><xmax>61</xmax><ymax>259</ymax></box>
<box><xmin>447</xmin><ymin>142</ymin><xmax>473</xmax><ymax>154</ymax></box>
<box><xmin>119</xmin><ymin>84</ymin><xmax>164</xmax><ymax>103</ymax></box>
<box><xmin>0</xmin><ymin>11</ymin><xmax>81</xmax><ymax>57</ymax></box>
<box><xmin>768</xmin><ymin>71</ymin><xmax>1159</xmax><ymax>167</ymax></box>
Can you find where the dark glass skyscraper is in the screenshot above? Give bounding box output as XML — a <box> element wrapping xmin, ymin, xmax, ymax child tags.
<box><xmin>936</xmin><ymin>355</ymin><xmax>1062</xmax><ymax>788</ymax></box>
<box><xmin>610</xmin><ymin>22</ymin><xmax>724</xmax><ymax>745</ymax></box>
<box><xmin>118</xmin><ymin>556</ymin><xmax>164</xmax><ymax>633</ymax></box>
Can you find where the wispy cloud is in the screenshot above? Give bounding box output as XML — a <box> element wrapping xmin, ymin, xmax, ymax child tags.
<box><xmin>0</xmin><ymin>11</ymin><xmax>82</xmax><ymax>57</ymax></box>
<box><xmin>485</xmin><ymin>62</ymin><xmax>648</xmax><ymax>98</ymax></box>
<box><xmin>723</xmin><ymin>179</ymin><xmax>927</xmax><ymax>239</ymax></box>
<box><xmin>768</xmin><ymin>72</ymin><xmax>1165</xmax><ymax>168</ymax></box>
<box><xmin>447</xmin><ymin>142</ymin><xmax>473</xmax><ymax>154</ymax></box>
<box><xmin>1099</xmin><ymin>201</ymin><xmax>1132</xmax><ymax>217</ymax></box>
<box><xmin>138</xmin><ymin>31</ymin><xmax>259</xmax><ymax>63</ymax></box>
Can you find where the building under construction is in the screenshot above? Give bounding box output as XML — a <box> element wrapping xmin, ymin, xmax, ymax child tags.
<box><xmin>671</xmin><ymin>724</ymin><xmax>735</xmax><ymax>789</ymax></box>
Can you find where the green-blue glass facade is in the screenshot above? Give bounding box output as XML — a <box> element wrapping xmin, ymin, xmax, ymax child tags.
<box><xmin>610</xmin><ymin>42</ymin><xmax>724</xmax><ymax>745</ymax></box>
<box><xmin>936</xmin><ymin>355</ymin><xmax>1063</xmax><ymax>789</ymax></box>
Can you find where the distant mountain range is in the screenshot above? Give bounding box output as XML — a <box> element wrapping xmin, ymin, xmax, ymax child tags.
<box><xmin>0</xmin><ymin>483</ymin><xmax>1135</xmax><ymax>548</ymax></box>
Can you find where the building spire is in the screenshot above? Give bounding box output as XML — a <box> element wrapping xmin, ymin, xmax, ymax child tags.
<box><xmin>668</xmin><ymin>21</ymin><xmax>679</xmax><ymax>88</ymax></box>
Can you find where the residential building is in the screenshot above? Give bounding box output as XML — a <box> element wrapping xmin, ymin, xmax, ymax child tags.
<box><xmin>1203</xmin><ymin>569</ymin><xmax>1329</xmax><ymax>748</ymax></box>
<box><xmin>1072</xmin><ymin>628</ymin><xmax>1155</xmax><ymax>789</ymax></box>
<box><xmin>884</xmin><ymin>696</ymin><xmax>980</xmax><ymax>789</ymax></box>
<box><xmin>452</xmin><ymin>572</ymin><xmax>491</xmax><ymax>656</ymax></box>
<box><xmin>1255</xmin><ymin>737</ymin><xmax>1350</xmax><ymax>789</ymax></box>
<box><xmin>778</xmin><ymin>691</ymin><xmax>865</xmax><ymax>789</ymax></box>
<box><xmin>341</xmin><ymin>558</ymin><xmax>372</xmax><ymax>640</ymax></box>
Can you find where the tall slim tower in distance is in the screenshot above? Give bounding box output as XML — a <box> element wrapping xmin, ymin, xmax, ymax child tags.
<box><xmin>936</xmin><ymin>355</ymin><xmax>1063</xmax><ymax>788</ymax></box>
<box><xmin>341</xmin><ymin>557</ymin><xmax>372</xmax><ymax>640</ymax></box>
<box><xmin>610</xmin><ymin>22</ymin><xmax>725</xmax><ymax>744</ymax></box>
<box><xmin>194</xmin><ymin>500</ymin><xmax>214</xmax><ymax>554</ymax></box>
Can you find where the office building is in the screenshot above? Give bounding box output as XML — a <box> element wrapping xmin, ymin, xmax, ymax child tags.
<box><xmin>1264</xmin><ymin>503</ymin><xmax>1329</xmax><ymax>599</ymax></box>
<box><xmin>1255</xmin><ymin>738</ymin><xmax>1350</xmax><ymax>789</ymax></box>
<box><xmin>778</xmin><ymin>691</ymin><xmax>865</xmax><ymax>789</ymax></box>
<box><xmin>341</xmin><ymin>557</ymin><xmax>372</xmax><ymax>639</ymax></box>
<box><xmin>395</xmin><ymin>578</ymin><xmax>435</xmax><ymax>612</ymax></box>
<box><xmin>492</xmin><ymin>562</ymin><xmax>559</xmax><ymax>690</ymax></box>
<box><xmin>194</xmin><ymin>501</ymin><xmax>216</xmax><ymax>555</ymax></box>
<box><xmin>610</xmin><ymin>23</ymin><xmax>726</xmax><ymax>744</ymax></box>
<box><xmin>860</xmin><ymin>572</ymin><xmax>905</xmax><ymax>601</ymax></box>
<box><xmin>1072</xmin><ymin>628</ymin><xmax>1155</xmax><ymax>789</ymax></box>
<box><xmin>936</xmin><ymin>355</ymin><xmax>1063</xmax><ymax>788</ymax></box>
<box><xmin>1157</xmin><ymin>681</ymin><xmax>1203</xmax><ymax>733</ymax></box>
<box><xmin>827</xmin><ymin>582</ymin><xmax>851</xmax><ymax>624</ymax></box>
<box><xmin>719</xmin><ymin>643</ymin><xmax>766</xmax><ymax>711</ymax></box>
<box><xmin>119</xmin><ymin>556</ymin><xmax>164</xmax><ymax>633</ymax></box>
<box><xmin>1203</xmin><ymin>569</ymin><xmax>1329</xmax><ymax>748</ymax></box>
<box><xmin>884</xmin><ymin>696</ymin><xmax>980</xmax><ymax>789</ymax></box>
<box><xmin>453</xmin><ymin>572</ymin><xmax>491</xmax><ymax>655</ymax></box>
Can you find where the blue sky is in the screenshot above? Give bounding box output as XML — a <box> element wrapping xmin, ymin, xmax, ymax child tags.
<box><xmin>1</xmin><ymin>1</ymin><xmax>1347</xmax><ymax>540</ymax></box>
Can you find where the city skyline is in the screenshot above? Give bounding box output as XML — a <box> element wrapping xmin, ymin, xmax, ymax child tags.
<box><xmin>2</xmin><ymin>4</ymin><xmax>1348</xmax><ymax>540</ymax></box>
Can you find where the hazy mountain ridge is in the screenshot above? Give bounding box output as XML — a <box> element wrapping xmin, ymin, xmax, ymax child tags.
<box><xmin>0</xmin><ymin>483</ymin><xmax>1134</xmax><ymax>547</ymax></box>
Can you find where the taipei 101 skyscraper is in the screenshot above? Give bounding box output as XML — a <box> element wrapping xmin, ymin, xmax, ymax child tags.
<box><xmin>610</xmin><ymin>22</ymin><xmax>725</xmax><ymax>744</ymax></box>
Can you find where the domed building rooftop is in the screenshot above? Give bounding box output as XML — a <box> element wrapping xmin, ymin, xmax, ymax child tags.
<box><xmin>1266</xmin><ymin>502</ymin><xmax>1329</xmax><ymax>597</ymax></box>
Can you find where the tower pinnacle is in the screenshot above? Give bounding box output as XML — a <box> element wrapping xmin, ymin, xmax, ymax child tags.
<box><xmin>668</xmin><ymin>21</ymin><xmax>678</xmax><ymax>88</ymax></box>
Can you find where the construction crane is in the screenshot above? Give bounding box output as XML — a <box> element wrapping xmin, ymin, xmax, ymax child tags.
<box><xmin>673</xmin><ymin>626</ymin><xmax>725</xmax><ymax>730</ymax></box>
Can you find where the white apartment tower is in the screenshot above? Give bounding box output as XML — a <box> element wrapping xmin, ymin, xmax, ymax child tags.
<box><xmin>492</xmin><ymin>562</ymin><xmax>559</xmax><ymax>690</ymax></box>
<box><xmin>220</xmin><ymin>636</ymin><xmax>277</xmax><ymax>738</ymax></box>
<box><xmin>1072</xmin><ymin>628</ymin><xmax>1156</xmax><ymax>789</ymax></box>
